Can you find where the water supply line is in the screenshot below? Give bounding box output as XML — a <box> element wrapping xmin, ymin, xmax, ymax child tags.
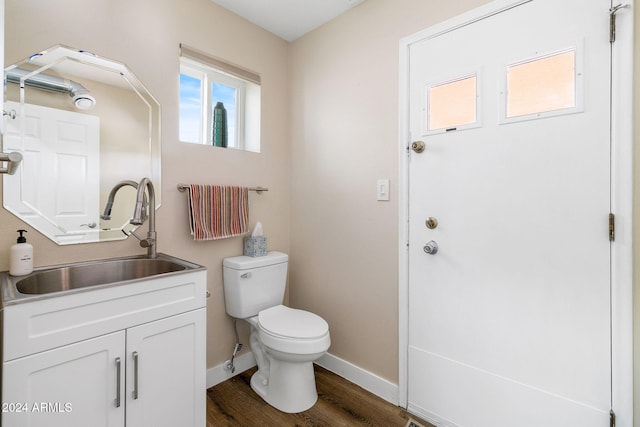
<box><xmin>224</xmin><ymin>320</ymin><xmax>243</xmax><ymax>374</ymax></box>
<box><xmin>5</xmin><ymin>67</ymin><xmax>96</xmax><ymax>110</ymax></box>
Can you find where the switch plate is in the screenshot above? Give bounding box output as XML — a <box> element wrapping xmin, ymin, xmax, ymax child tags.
<box><xmin>377</xmin><ymin>179</ymin><xmax>390</xmax><ymax>201</ymax></box>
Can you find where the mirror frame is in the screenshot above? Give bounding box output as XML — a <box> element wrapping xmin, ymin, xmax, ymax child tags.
<box><xmin>2</xmin><ymin>45</ymin><xmax>161</xmax><ymax>245</ymax></box>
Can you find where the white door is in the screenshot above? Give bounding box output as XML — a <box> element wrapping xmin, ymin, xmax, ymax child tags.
<box><xmin>125</xmin><ymin>309</ymin><xmax>206</xmax><ymax>427</ymax></box>
<box><xmin>2</xmin><ymin>331</ymin><xmax>125</xmax><ymax>427</ymax></box>
<box><xmin>406</xmin><ymin>1</ymin><xmax>619</xmax><ymax>426</ymax></box>
<box><xmin>3</xmin><ymin>101</ymin><xmax>100</xmax><ymax>243</ymax></box>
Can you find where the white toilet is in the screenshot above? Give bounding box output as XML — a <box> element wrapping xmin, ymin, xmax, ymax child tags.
<box><xmin>222</xmin><ymin>251</ymin><xmax>331</xmax><ymax>413</ymax></box>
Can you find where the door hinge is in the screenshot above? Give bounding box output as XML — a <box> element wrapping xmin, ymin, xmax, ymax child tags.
<box><xmin>610</xmin><ymin>409</ymin><xmax>616</xmax><ymax>427</ymax></box>
<box><xmin>609</xmin><ymin>213</ymin><xmax>615</xmax><ymax>242</ymax></box>
<box><xmin>610</xmin><ymin>4</ymin><xmax>630</xmax><ymax>43</ymax></box>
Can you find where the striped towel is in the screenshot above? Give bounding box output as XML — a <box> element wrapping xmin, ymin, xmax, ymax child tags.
<box><xmin>187</xmin><ymin>185</ymin><xmax>249</xmax><ymax>240</ymax></box>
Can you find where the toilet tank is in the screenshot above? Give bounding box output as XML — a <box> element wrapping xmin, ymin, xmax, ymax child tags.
<box><xmin>223</xmin><ymin>251</ymin><xmax>288</xmax><ymax>318</ymax></box>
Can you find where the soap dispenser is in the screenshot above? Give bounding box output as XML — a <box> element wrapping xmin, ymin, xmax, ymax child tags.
<box><xmin>10</xmin><ymin>229</ymin><xmax>33</xmax><ymax>276</ymax></box>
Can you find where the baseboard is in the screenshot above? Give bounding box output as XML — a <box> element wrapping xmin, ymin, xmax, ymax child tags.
<box><xmin>408</xmin><ymin>402</ymin><xmax>460</xmax><ymax>427</ymax></box>
<box><xmin>206</xmin><ymin>351</ymin><xmax>256</xmax><ymax>388</ymax></box>
<box><xmin>206</xmin><ymin>351</ymin><xmax>400</xmax><ymax>407</ymax></box>
<box><xmin>316</xmin><ymin>353</ymin><xmax>399</xmax><ymax>405</ymax></box>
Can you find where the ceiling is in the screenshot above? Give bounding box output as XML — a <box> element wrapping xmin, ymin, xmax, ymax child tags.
<box><xmin>210</xmin><ymin>0</ymin><xmax>367</xmax><ymax>42</ymax></box>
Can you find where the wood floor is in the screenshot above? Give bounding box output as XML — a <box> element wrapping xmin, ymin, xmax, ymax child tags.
<box><xmin>206</xmin><ymin>365</ymin><xmax>434</xmax><ymax>426</ymax></box>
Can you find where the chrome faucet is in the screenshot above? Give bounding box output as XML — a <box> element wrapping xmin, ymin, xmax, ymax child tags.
<box><xmin>130</xmin><ymin>177</ymin><xmax>157</xmax><ymax>258</ymax></box>
<box><xmin>101</xmin><ymin>180</ymin><xmax>147</xmax><ymax>221</ymax></box>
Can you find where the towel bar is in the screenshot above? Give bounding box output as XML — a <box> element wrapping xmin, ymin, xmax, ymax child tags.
<box><xmin>177</xmin><ymin>183</ymin><xmax>268</xmax><ymax>194</ymax></box>
<box><xmin>0</xmin><ymin>152</ymin><xmax>23</xmax><ymax>175</ymax></box>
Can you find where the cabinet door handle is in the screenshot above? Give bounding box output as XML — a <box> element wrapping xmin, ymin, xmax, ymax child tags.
<box><xmin>115</xmin><ymin>357</ymin><xmax>121</xmax><ymax>408</ymax></box>
<box><xmin>133</xmin><ymin>351</ymin><xmax>139</xmax><ymax>400</ymax></box>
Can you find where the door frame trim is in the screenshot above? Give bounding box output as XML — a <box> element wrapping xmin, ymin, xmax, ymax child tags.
<box><xmin>397</xmin><ymin>1</ymin><xmax>634</xmax><ymax>424</ymax></box>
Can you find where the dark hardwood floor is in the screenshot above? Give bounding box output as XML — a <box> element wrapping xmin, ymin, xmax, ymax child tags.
<box><xmin>206</xmin><ymin>365</ymin><xmax>434</xmax><ymax>426</ymax></box>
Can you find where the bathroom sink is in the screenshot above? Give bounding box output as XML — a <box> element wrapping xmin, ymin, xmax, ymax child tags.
<box><xmin>1</xmin><ymin>253</ymin><xmax>204</xmax><ymax>302</ymax></box>
<box><xmin>16</xmin><ymin>259</ymin><xmax>186</xmax><ymax>295</ymax></box>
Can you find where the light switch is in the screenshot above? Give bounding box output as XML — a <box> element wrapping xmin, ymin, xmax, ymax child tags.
<box><xmin>377</xmin><ymin>179</ymin><xmax>390</xmax><ymax>201</ymax></box>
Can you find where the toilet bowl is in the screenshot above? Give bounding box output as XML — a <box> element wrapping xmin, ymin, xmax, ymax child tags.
<box><xmin>247</xmin><ymin>305</ymin><xmax>330</xmax><ymax>412</ymax></box>
<box><xmin>222</xmin><ymin>252</ymin><xmax>331</xmax><ymax>413</ymax></box>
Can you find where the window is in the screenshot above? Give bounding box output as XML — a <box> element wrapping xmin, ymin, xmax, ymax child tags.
<box><xmin>179</xmin><ymin>45</ymin><xmax>261</xmax><ymax>152</ymax></box>
<box><xmin>503</xmin><ymin>48</ymin><xmax>580</xmax><ymax>122</ymax></box>
<box><xmin>425</xmin><ymin>74</ymin><xmax>478</xmax><ymax>133</ymax></box>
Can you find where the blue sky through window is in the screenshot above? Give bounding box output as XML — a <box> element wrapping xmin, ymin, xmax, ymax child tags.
<box><xmin>179</xmin><ymin>74</ymin><xmax>201</xmax><ymax>143</ymax></box>
<box><xmin>180</xmin><ymin>73</ymin><xmax>239</xmax><ymax>146</ymax></box>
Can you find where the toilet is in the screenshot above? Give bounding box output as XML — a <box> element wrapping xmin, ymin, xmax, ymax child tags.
<box><xmin>222</xmin><ymin>251</ymin><xmax>331</xmax><ymax>413</ymax></box>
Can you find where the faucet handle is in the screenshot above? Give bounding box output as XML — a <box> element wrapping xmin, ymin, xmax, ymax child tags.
<box><xmin>139</xmin><ymin>238</ymin><xmax>155</xmax><ymax>248</ymax></box>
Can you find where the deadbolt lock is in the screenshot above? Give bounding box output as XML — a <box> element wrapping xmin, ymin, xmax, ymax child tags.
<box><xmin>411</xmin><ymin>141</ymin><xmax>425</xmax><ymax>153</ymax></box>
<box><xmin>425</xmin><ymin>217</ymin><xmax>438</xmax><ymax>229</ymax></box>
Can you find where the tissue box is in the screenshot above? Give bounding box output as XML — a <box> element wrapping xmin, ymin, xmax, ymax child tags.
<box><xmin>244</xmin><ymin>236</ymin><xmax>267</xmax><ymax>257</ymax></box>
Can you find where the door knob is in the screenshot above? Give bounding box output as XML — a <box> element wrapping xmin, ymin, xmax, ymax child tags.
<box><xmin>411</xmin><ymin>141</ymin><xmax>425</xmax><ymax>153</ymax></box>
<box><xmin>423</xmin><ymin>240</ymin><xmax>438</xmax><ymax>255</ymax></box>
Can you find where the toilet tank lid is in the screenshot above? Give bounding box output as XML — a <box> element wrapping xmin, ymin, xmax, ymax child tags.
<box><xmin>223</xmin><ymin>251</ymin><xmax>288</xmax><ymax>270</ymax></box>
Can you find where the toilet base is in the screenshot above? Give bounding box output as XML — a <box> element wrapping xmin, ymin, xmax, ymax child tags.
<box><xmin>250</xmin><ymin>359</ymin><xmax>318</xmax><ymax>413</ymax></box>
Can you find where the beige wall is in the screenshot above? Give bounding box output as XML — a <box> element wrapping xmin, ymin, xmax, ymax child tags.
<box><xmin>1</xmin><ymin>0</ymin><xmax>290</xmax><ymax>370</ymax></box>
<box><xmin>288</xmin><ymin>0</ymin><xmax>492</xmax><ymax>384</ymax></box>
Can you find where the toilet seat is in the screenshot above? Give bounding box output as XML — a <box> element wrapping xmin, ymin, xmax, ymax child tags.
<box><xmin>259</xmin><ymin>305</ymin><xmax>328</xmax><ymax>339</ymax></box>
<box><xmin>257</xmin><ymin>305</ymin><xmax>330</xmax><ymax>355</ymax></box>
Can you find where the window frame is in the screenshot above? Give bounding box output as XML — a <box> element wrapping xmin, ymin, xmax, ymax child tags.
<box><xmin>178</xmin><ymin>45</ymin><xmax>261</xmax><ymax>152</ymax></box>
<box><xmin>499</xmin><ymin>42</ymin><xmax>584</xmax><ymax>125</ymax></box>
<box><xmin>180</xmin><ymin>58</ymin><xmax>248</xmax><ymax>149</ymax></box>
<box><xmin>422</xmin><ymin>69</ymin><xmax>482</xmax><ymax>136</ymax></box>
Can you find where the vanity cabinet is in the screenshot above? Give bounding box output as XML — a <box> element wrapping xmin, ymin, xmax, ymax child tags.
<box><xmin>1</xmin><ymin>263</ymin><xmax>207</xmax><ymax>427</ymax></box>
<box><xmin>125</xmin><ymin>309</ymin><xmax>205</xmax><ymax>427</ymax></box>
<box><xmin>3</xmin><ymin>330</ymin><xmax>126</xmax><ymax>427</ymax></box>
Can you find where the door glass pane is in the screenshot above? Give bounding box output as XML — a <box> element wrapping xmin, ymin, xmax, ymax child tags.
<box><xmin>427</xmin><ymin>75</ymin><xmax>477</xmax><ymax>131</ymax></box>
<box><xmin>506</xmin><ymin>50</ymin><xmax>575</xmax><ymax>118</ymax></box>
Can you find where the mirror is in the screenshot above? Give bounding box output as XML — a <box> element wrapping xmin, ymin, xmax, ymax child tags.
<box><xmin>2</xmin><ymin>45</ymin><xmax>161</xmax><ymax>245</ymax></box>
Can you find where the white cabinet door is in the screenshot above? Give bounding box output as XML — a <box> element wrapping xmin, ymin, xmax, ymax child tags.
<box><xmin>3</xmin><ymin>331</ymin><xmax>125</xmax><ymax>427</ymax></box>
<box><xmin>125</xmin><ymin>309</ymin><xmax>206</xmax><ymax>427</ymax></box>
